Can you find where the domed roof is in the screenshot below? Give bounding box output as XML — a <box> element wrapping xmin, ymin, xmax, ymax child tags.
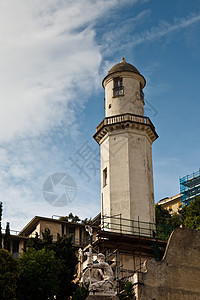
<box><xmin>108</xmin><ymin>57</ymin><xmax>140</xmax><ymax>75</ymax></box>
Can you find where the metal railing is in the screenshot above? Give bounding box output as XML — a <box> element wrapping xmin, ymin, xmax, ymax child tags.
<box><xmin>96</xmin><ymin>113</ymin><xmax>155</xmax><ymax>133</ymax></box>
<box><xmin>100</xmin><ymin>215</ymin><xmax>175</xmax><ymax>240</ymax></box>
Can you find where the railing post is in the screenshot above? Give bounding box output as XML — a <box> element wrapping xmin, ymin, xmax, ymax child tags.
<box><xmin>138</xmin><ymin>216</ymin><xmax>140</xmax><ymax>236</ymax></box>
<box><xmin>149</xmin><ymin>222</ymin><xmax>151</xmax><ymax>237</ymax></box>
<box><xmin>120</xmin><ymin>214</ymin><xmax>122</xmax><ymax>234</ymax></box>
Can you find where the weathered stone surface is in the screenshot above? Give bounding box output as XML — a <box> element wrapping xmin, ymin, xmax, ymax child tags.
<box><xmin>134</xmin><ymin>228</ymin><xmax>200</xmax><ymax>300</ymax></box>
<box><xmin>86</xmin><ymin>295</ymin><xmax>119</xmax><ymax>300</ymax></box>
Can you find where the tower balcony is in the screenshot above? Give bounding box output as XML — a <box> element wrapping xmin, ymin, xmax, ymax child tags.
<box><xmin>93</xmin><ymin>113</ymin><xmax>158</xmax><ymax>144</ymax></box>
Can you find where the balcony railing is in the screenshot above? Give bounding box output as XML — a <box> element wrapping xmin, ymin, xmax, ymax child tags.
<box><xmin>100</xmin><ymin>215</ymin><xmax>175</xmax><ymax>240</ymax></box>
<box><xmin>96</xmin><ymin>113</ymin><xmax>155</xmax><ymax>133</ymax></box>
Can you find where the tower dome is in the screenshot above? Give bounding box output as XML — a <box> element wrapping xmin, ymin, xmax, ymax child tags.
<box><xmin>102</xmin><ymin>57</ymin><xmax>146</xmax><ymax>89</ymax></box>
<box><xmin>108</xmin><ymin>57</ymin><xmax>140</xmax><ymax>75</ymax></box>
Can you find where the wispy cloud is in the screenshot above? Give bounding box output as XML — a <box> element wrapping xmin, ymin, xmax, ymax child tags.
<box><xmin>100</xmin><ymin>9</ymin><xmax>151</xmax><ymax>57</ymax></box>
<box><xmin>0</xmin><ymin>0</ymin><xmax>137</xmax><ymax>143</ymax></box>
<box><xmin>130</xmin><ymin>12</ymin><xmax>200</xmax><ymax>47</ymax></box>
<box><xmin>101</xmin><ymin>11</ymin><xmax>200</xmax><ymax>57</ymax></box>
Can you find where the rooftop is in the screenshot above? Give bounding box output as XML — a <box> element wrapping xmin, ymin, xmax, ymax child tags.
<box><xmin>108</xmin><ymin>57</ymin><xmax>140</xmax><ymax>75</ymax></box>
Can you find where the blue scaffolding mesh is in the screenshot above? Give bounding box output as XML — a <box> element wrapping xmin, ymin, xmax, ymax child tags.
<box><xmin>180</xmin><ymin>169</ymin><xmax>200</xmax><ymax>206</ymax></box>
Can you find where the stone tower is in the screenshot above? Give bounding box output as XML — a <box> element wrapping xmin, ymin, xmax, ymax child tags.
<box><xmin>94</xmin><ymin>58</ymin><xmax>158</xmax><ymax>228</ymax></box>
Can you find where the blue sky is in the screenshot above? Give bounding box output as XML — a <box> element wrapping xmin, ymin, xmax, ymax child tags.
<box><xmin>0</xmin><ymin>0</ymin><xmax>200</xmax><ymax>231</ymax></box>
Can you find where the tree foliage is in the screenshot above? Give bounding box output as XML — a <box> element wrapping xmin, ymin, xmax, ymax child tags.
<box><xmin>18</xmin><ymin>248</ymin><xmax>59</xmax><ymax>300</ymax></box>
<box><xmin>155</xmin><ymin>204</ymin><xmax>171</xmax><ymax>225</ymax></box>
<box><xmin>181</xmin><ymin>197</ymin><xmax>200</xmax><ymax>229</ymax></box>
<box><xmin>52</xmin><ymin>233</ymin><xmax>78</xmax><ymax>300</ymax></box>
<box><xmin>59</xmin><ymin>212</ymin><xmax>80</xmax><ymax>223</ymax></box>
<box><xmin>155</xmin><ymin>196</ymin><xmax>200</xmax><ymax>240</ymax></box>
<box><xmin>23</xmin><ymin>228</ymin><xmax>78</xmax><ymax>300</ymax></box>
<box><xmin>0</xmin><ymin>249</ymin><xmax>19</xmax><ymax>300</ymax></box>
<box><xmin>4</xmin><ymin>222</ymin><xmax>11</xmax><ymax>252</ymax></box>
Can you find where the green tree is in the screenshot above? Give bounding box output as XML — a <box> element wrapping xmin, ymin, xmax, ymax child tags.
<box><xmin>59</xmin><ymin>213</ymin><xmax>80</xmax><ymax>223</ymax></box>
<box><xmin>155</xmin><ymin>197</ymin><xmax>200</xmax><ymax>240</ymax></box>
<box><xmin>0</xmin><ymin>249</ymin><xmax>20</xmax><ymax>300</ymax></box>
<box><xmin>0</xmin><ymin>202</ymin><xmax>2</xmax><ymax>249</ymax></box>
<box><xmin>53</xmin><ymin>234</ymin><xmax>78</xmax><ymax>300</ymax></box>
<box><xmin>4</xmin><ymin>222</ymin><xmax>11</xmax><ymax>252</ymax></box>
<box><xmin>26</xmin><ymin>232</ymin><xmax>43</xmax><ymax>250</ymax></box>
<box><xmin>41</xmin><ymin>227</ymin><xmax>53</xmax><ymax>249</ymax></box>
<box><xmin>170</xmin><ymin>212</ymin><xmax>182</xmax><ymax>228</ymax></box>
<box><xmin>18</xmin><ymin>248</ymin><xmax>59</xmax><ymax>300</ymax></box>
<box><xmin>155</xmin><ymin>204</ymin><xmax>171</xmax><ymax>225</ymax></box>
<box><xmin>155</xmin><ymin>204</ymin><xmax>174</xmax><ymax>240</ymax></box>
<box><xmin>26</xmin><ymin>228</ymin><xmax>53</xmax><ymax>251</ymax></box>
<box><xmin>180</xmin><ymin>197</ymin><xmax>200</xmax><ymax>229</ymax></box>
<box><xmin>25</xmin><ymin>228</ymin><xmax>78</xmax><ymax>299</ymax></box>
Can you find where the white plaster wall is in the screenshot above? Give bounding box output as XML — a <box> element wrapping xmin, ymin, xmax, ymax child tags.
<box><xmin>128</xmin><ymin>132</ymin><xmax>155</xmax><ymax>224</ymax></box>
<box><xmin>100</xmin><ymin>128</ymin><xmax>155</xmax><ymax>227</ymax></box>
<box><xmin>105</xmin><ymin>73</ymin><xmax>144</xmax><ymax>117</ymax></box>
<box><xmin>101</xmin><ymin>137</ymin><xmax>110</xmax><ymax>218</ymax></box>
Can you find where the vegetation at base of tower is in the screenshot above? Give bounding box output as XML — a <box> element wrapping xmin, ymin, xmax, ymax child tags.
<box><xmin>117</xmin><ymin>281</ymin><xmax>136</xmax><ymax>300</ymax></box>
<box><xmin>0</xmin><ymin>249</ymin><xmax>20</xmax><ymax>300</ymax></box>
<box><xmin>4</xmin><ymin>222</ymin><xmax>11</xmax><ymax>252</ymax></box>
<box><xmin>23</xmin><ymin>228</ymin><xmax>78</xmax><ymax>300</ymax></box>
<box><xmin>0</xmin><ymin>202</ymin><xmax>2</xmax><ymax>249</ymax></box>
<box><xmin>155</xmin><ymin>196</ymin><xmax>200</xmax><ymax>240</ymax></box>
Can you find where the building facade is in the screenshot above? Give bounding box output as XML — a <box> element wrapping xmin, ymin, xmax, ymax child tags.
<box><xmin>158</xmin><ymin>193</ymin><xmax>181</xmax><ymax>213</ymax></box>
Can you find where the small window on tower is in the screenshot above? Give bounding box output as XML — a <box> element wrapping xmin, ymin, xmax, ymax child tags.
<box><xmin>103</xmin><ymin>168</ymin><xmax>108</xmax><ymax>187</ymax></box>
<box><xmin>113</xmin><ymin>77</ymin><xmax>124</xmax><ymax>97</ymax></box>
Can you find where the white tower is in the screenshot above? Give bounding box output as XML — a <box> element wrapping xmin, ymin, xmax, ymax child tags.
<box><xmin>94</xmin><ymin>58</ymin><xmax>158</xmax><ymax>230</ymax></box>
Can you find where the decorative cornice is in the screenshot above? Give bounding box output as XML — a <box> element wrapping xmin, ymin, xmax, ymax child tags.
<box><xmin>93</xmin><ymin>113</ymin><xmax>158</xmax><ymax>144</ymax></box>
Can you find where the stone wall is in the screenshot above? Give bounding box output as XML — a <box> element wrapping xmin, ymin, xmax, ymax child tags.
<box><xmin>133</xmin><ymin>228</ymin><xmax>200</xmax><ymax>299</ymax></box>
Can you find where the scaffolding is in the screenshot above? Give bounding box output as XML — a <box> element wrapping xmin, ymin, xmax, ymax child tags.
<box><xmin>101</xmin><ymin>215</ymin><xmax>174</xmax><ymax>240</ymax></box>
<box><xmin>80</xmin><ymin>215</ymin><xmax>172</xmax><ymax>292</ymax></box>
<box><xmin>180</xmin><ymin>169</ymin><xmax>200</xmax><ymax>206</ymax></box>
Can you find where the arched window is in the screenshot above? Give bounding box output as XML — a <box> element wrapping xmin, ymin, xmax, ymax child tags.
<box><xmin>113</xmin><ymin>77</ymin><xmax>124</xmax><ymax>97</ymax></box>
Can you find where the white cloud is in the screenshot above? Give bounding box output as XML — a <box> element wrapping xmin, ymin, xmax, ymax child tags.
<box><xmin>0</xmin><ymin>0</ymin><xmax>136</xmax><ymax>230</ymax></box>
<box><xmin>0</xmin><ymin>0</ymin><xmax>131</xmax><ymax>142</ymax></box>
<box><xmin>129</xmin><ymin>12</ymin><xmax>200</xmax><ymax>47</ymax></box>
